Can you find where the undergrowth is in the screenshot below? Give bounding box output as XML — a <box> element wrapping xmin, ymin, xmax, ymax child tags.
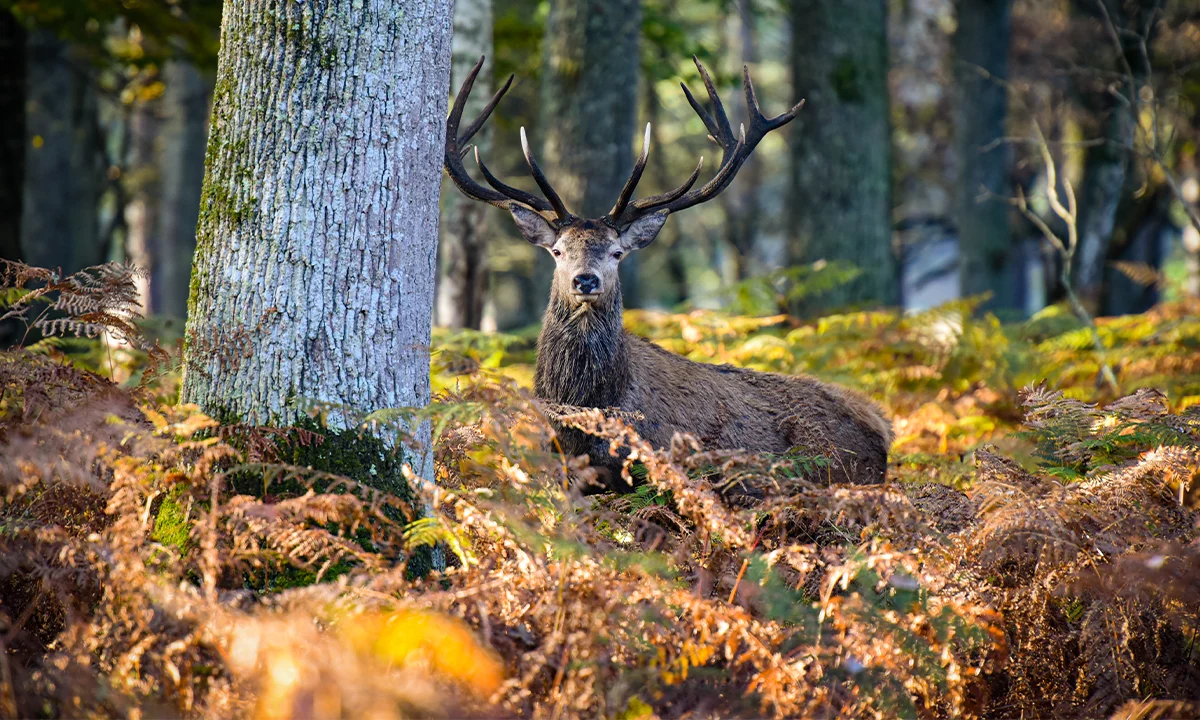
<box><xmin>1</xmin><ymin>260</ymin><xmax>1198</xmax><ymax>719</ymax></box>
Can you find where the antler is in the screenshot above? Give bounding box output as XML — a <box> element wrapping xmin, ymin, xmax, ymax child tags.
<box><xmin>519</xmin><ymin>127</ymin><xmax>573</xmax><ymax>222</ymax></box>
<box><xmin>447</xmin><ymin>55</ymin><xmax>796</xmax><ymax>229</ymax></box>
<box><xmin>445</xmin><ymin>56</ymin><xmax>574</xmax><ymax>224</ymax></box>
<box><xmin>612</xmin><ymin>56</ymin><xmax>804</xmax><ymax>226</ymax></box>
<box><xmin>444</xmin><ymin>56</ymin><xmax>523</xmax><ymax>209</ymax></box>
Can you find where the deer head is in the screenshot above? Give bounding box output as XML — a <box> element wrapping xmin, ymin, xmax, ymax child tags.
<box><xmin>444</xmin><ymin>56</ymin><xmax>804</xmax><ymax>309</ymax></box>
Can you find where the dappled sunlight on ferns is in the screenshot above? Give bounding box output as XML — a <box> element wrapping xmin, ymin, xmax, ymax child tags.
<box><xmin>2</xmin><ymin>266</ymin><xmax>1199</xmax><ymax>718</ymax></box>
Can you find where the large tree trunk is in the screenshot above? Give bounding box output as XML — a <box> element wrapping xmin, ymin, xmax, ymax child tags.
<box><xmin>182</xmin><ymin>0</ymin><xmax>453</xmax><ymax>479</ymax></box>
<box><xmin>787</xmin><ymin>0</ymin><xmax>896</xmax><ymax>310</ymax></box>
<box><xmin>437</xmin><ymin>0</ymin><xmax>493</xmax><ymax>330</ymax></box>
<box><xmin>953</xmin><ymin>0</ymin><xmax>1015</xmax><ymax>312</ymax></box>
<box><xmin>21</xmin><ymin>31</ymin><xmax>106</xmax><ymax>272</ymax></box>
<box><xmin>0</xmin><ymin>9</ymin><xmax>23</xmax><ymax>264</ymax></box>
<box><xmin>541</xmin><ymin>0</ymin><xmax>641</xmax><ymax>302</ymax></box>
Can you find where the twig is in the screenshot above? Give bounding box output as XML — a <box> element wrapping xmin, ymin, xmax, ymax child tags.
<box><xmin>728</xmin><ymin>557</ymin><xmax>750</xmax><ymax>604</ymax></box>
<box><xmin>1011</xmin><ymin>119</ymin><xmax>1120</xmax><ymax>394</ymax></box>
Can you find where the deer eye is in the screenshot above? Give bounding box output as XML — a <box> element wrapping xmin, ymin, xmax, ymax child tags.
<box><xmin>551</xmin><ymin>248</ymin><xmax>562</xmax><ymax>257</ymax></box>
<box><xmin>612</xmin><ymin>250</ymin><xmax>624</xmax><ymax>260</ymax></box>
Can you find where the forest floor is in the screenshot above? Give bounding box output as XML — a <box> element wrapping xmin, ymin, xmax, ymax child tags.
<box><xmin>2</xmin><ymin>269</ymin><xmax>1199</xmax><ymax>719</ymax></box>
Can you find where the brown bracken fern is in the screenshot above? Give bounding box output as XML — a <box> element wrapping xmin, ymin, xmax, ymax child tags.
<box><xmin>1</xmin><ymin>261</ymin><xmax>1198</xmax><ymax>719</ymax></box>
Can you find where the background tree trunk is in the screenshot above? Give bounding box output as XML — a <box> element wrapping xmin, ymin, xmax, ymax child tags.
<box><xmin>723</xmin><ymin>0</ymin><xmax>762</xmax><ymax>282</ymax></box>
<box><xmin>21</xmin><ymin>31</ymin><xmax>106</xmax><ymax>272</ymax></box>
<box><xmin>0</xmin><ymin>9</ymin><xmax>23</xmax><ymax>264</ymax></box>
<box><xmin>787</xmin><ymin>0</ymin><xmax>896</xmax><ymax>310</ymax></box>
<box><xmin>644</xmin><ymin>59</ymin><xmax>688</xmax><ymax>307</ymax></box>
<box><xmin>124</xmin><ymin>62</ymin><xmax>215</xmax><ymax>319</ymax></box>
<box><xmin>156</xmin><ymin>61</ymin><xmax>214</xmax><ymax>320</ymax></box>
<box><xmin>953</xmin><ymin>0</ymin><xmax>1015</xmax><ymax>312</ymax></box>
<box><xmin>1070</xmin><ymin>0</ymin><xmax>1152</xmax><ymax>313</ymax></box>
<box><xmin>182</xmin><ymin>0</ymin><xmax>453</xmax><ymax>481</ymax></box>
<box><xmin>437</xmin><ymin>0</ymin><xmax>493</xmax><ymax>330</ymax></box>
<box><xmin>125</xmin><ymin>83</ymin><xmax>161</xmax><ymax>312</ymax></box>
<box><xmin>1074</xmin><ymin>99</ymin><xmax>1133</xmax><ymax>312</ymax></box>
<box><xmin>541</xmin><ymin>0</ymin><xmax>641</xmax><ymax>302</ymax></box>
<box><xmin>1103</xmin><ymin>189</ymin><xmax>1169</xmax><ymax>315</ymax></box>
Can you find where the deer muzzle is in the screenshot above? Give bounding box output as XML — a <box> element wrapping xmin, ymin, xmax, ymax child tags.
<box><xmin>572</xmin><ymin>273</ymin><xmax>601</xmax><ymax>301</ymax></box>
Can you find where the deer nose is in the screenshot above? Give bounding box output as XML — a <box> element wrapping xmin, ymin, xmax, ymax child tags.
<box><xmin>572</xmin><ymin>273</ymin><xmax>601</xmax><ymax>295</ymax></box>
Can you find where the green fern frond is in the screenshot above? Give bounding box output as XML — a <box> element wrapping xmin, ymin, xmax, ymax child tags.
<box><xmin>402</xmin><ymin>516</ymin><xmax>476</xmax><ymax>567</ymax></box>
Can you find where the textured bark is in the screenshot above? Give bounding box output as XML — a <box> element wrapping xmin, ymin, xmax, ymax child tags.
<box><xmin>437</xmin><ymin>0</ymin><xmax>493</xmax><ymax>330</ymax></box>
<box><xmin>787</xmin><ymin>0</ymin><xmax>896</xmax><ymax>310</ymax></box>
<box><xmin>0</xmin><ymin>9</ymin><xmax>23</xmax><ymax>264</ymax></box>
<box><xmin>953</xmin><ymin>0</ymin><xmax>1015</xmax><ymax>311</ymax></box>
<box><xmin>182</xmin><ymin>0</ymin><xmax>453</xmax><ymax>487</ymax></box>
<box><xmin>21</xmin><ymin>31</ymin><xmax>106</xmax><ymax>272</ymax></box>
<box><xmin>541</xmin><ymin>0</ymin><xmax>641</xmax><ymax>301</ymax></box>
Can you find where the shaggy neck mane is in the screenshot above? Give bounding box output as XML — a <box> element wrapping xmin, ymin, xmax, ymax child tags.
<box><xmin>535</xmin><ymin>278</ymin><xmax>630</xmax><ymax>409</ymax></box>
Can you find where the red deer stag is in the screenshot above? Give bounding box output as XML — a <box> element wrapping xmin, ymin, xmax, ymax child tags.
<box><xmin>444</xmin><ymin>56</ymin><xmax>892</xmax><ymax>490</ymax></box>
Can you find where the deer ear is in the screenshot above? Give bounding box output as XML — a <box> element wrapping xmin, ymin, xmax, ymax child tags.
<box><xmin>619</xmin><ymin>210</ymin><xmax>669</xmax><ymax>251</ymax></box>
<box><xmin>509</xmin><ymin>206</ymin><xmax>557</xmax><ymax>248</ymax></box>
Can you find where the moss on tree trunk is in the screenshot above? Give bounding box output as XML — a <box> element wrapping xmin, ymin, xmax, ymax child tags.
<box><xmin>182</xmin><ymin>0</ymin><xmax>452</xmax><ymax>571</ymax></box>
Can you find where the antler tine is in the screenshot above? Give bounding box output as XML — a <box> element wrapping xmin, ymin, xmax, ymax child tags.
<box><xmin>475</xmin><ymin>147</ymin><xmax>554</xmax><ymax>212</ymax></box>
<box><xmin>520</xmin><ymin>127</ymin><xmax>573</xmax><ymax>222</ymax></box>
<box><xmin>689</xmin><ymin>56</ymin><xmax>735</xmax><ymax>148</ymax></box>
<box><xmin>444</xmin><ymin>56</ymin><xmax>520</xmax><ymax>209</ymax></box>
<box><xmin>621</xmin><ymin>156</ymin><xmax>703</xmax><ymax>222</ymax></box>
<box><xmin>681</xmin><ymin>124</ymin><xmax>746</xmax><ymax>202</ymax></box>
<box><xmin>606</xmin><ymin>123</ymin><xmax>651</xmax><ymax>221</ymax></box>
<box><xmin>459</xmin><ymin>72</ymin><xmax>514</xmax><ymax>148</ymax></box>
<box><xmin>743</xmin><ymin>65</ymin><xmax>806</xmax><ymax>140</ymax></box>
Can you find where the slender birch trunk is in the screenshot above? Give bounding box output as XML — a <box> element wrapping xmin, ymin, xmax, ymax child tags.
<box><xmin>723</xmin><ymin>0</ymin><xmax>762</xmax><ymax>282</ymax></box>
<box><xmin>182</xmin><ymin>0</ymin><xmax>453</xmax><ymax>482</ymax></box>
<box><xmin>125</xmin><ymin>87</ymin><xmax>161</xmax><ymax>311</ymax></box>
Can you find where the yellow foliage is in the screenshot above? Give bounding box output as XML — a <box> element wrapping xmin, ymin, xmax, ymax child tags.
<box><xmin>654</xmin><ymin>640</ymin><xmax>717</xmax><ymax>685</ymax></box>
<box><xmin>337</xmin><ymin>609</ymin><xmax>504</xmax><ymax>698</ymax></box>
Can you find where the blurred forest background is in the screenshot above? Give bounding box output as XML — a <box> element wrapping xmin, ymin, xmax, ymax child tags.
<box><xmin>2</xmin><ymin>0</ymin><xmax>1200</xmax><ymax>332</ymax></box>
<box><xmin>6</xmin><ymin>3</ymin><xmax>1200</xmax><ymax>717</ymax></box>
